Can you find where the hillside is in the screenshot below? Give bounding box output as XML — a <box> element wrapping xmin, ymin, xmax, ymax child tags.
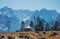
<box><xmin>0</xmin><ymin>31</ymin><xmax>60</xmax><ymax>39</ymax></box>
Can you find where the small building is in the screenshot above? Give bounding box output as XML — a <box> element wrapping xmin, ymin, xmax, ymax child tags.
<box><xmin>24</xmin><ymin>26</ymin><xmax>32</xmax><ymax>31</ymax></box>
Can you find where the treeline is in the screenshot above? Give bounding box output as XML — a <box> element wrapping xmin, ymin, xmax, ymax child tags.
<box><xmin>20</xmin><ymin>16</ymin><xmax>60</xmax><ymax>31</ymax></box>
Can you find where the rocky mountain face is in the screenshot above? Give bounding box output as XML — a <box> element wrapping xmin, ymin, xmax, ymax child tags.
<box><xmin>0</xmin><ymin>7</ymin><xmax>60</xmax><ymax>32</ymax></box>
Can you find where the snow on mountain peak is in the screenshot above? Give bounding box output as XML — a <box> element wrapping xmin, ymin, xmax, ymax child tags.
<box><xmin>23</xmin><ymin>18</ymin><xmax>29</xmax><ymax>21</ymax></box>
<box><xmin>0</xmin><ymin>6</ymin><xmax>60</xmax><ymax>32</ymax></box>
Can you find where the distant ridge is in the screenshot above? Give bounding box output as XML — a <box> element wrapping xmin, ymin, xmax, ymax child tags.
<box><xmin>0</xmin><ymin>6</ymin><xmax>60</xmax><ymax>32</ymax></box>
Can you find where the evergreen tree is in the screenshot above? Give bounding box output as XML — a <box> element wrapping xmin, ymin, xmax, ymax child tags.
<box><xmin>45</xmin><ymin>23</ymin><xmax>50</xmax><ymax>31</ymax></box>
<box><xmin>54</xmin><ymin>21</ymin><xmax>59</xmax><ymax>30</ymax></box>
<box><xmin>29</xmin><ymin>21</ymin><xmax>34</xmax><ymax>28</ymax></box>
<box><xmin>35</xmin><ymin>16</ymin><xmax>43</xmax><ymax>31</ymax></box>
<box><xmin>29</xmin><ymin>21</ymin><xmax>34</xmax><ymax>31</ymax></box>
<box><xmin>21</xmin><ymin>21</ymin><xmax>25</xmax><ymax>31</ymax></box>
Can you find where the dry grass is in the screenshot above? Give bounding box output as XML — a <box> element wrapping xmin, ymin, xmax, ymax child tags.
<box><xmin>0</xmin><ymin>31</ymin><xmax>60</xmax><ymax>39</ymax></box>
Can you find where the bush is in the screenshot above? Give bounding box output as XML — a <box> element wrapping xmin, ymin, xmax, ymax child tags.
<box><xmin>50</xmin><ymin>32</ymin><xmax>58</xmax><ymax>37</ymax></box>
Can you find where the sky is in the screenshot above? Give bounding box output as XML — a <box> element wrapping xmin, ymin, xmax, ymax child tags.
<box><xmin>0</xmin><ymin>0</ymin><xmax>60</xmax><ymax>12</ymax></box>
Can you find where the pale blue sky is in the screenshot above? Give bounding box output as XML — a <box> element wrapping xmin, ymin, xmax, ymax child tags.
<box><xmin>0</xmin><ymin>0</ymin><xmax>60</xmax><ymax>12</ymax></box>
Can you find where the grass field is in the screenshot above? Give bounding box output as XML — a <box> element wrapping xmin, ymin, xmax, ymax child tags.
<box><xmin>0</xmin><ymin>31</ymin><xmax>60</xmax><ymax>39</ymax></box>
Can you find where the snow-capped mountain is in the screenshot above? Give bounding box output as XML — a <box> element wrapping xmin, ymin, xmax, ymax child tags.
<box><xmin>14</xmin><ymin>9</ymin><xmax>34</xmax><ymax>22</ymax></box>
<box><xmin>30</xmin><ymin>8</ymin><xmax>60</xmax><ymax>25</ymax></box>
<box><xmin>0</xmin><ymin>6</ymin><xmax>60</xmax><ymax>32</ymax></box>
<box><xmin>0</xmin><ymin>7</ymin><xmax>20</xmax><ymax>32</ymax></box>
<box><xmin>0</xmin><ymin>6</ymin><xmax>34</xmax><ymax>32</ymax></box>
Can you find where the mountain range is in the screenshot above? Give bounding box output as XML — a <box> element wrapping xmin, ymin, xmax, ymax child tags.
<box><xmin>0</xmin><ymin>6</ymin><xmax>60</xmax><ymax>32</ymax></box>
